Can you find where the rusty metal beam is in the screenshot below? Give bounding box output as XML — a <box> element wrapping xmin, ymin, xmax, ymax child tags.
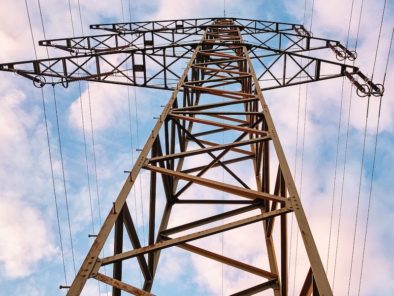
<box><xmin>178</xmin><ymin>243</ymin><xmax>277</xmax><ymax>279</ymax></box>
<box><xmin>100</xmin><ymin>207</ymin><xmax>290</xmax><ymax>266</ymax></box>
<box><xmin>95</xmin><ymin>273</ymin><xmax>154</xmax><ymax>296</ymax></box>
<box><xmin>144</xmin><ymin>164</ymin><xmax>287</xmax><ymax>203</ymax></box>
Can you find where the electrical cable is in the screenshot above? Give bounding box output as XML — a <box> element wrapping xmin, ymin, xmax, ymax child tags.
<box><xmin>32</xmin><ymin>0</ymin><xmax>70</xmax><ymax>285</ymax></box>
<box><xmin>25</xmin><ymin>0</ymin><xmax>77</xmax><ymax>278</ymax></box>
<box><xmin>357</xmin><ymin>26</ymin><xmax>393</xmax><ymax>296</ymax></box>
<box><xmin>288</xmin><ymin>77</ymin><xmax>301</xmax><ymax>293</ymax></box>
<box><xmin>326</xmin><ymin>0</ymin><xmax>356</xmax><ymax>275</ymax></box>
<box><xmin>67</xmin><ymin>0</ymin><xmax>96</xmax><ymax>240</ymax></box>
<box><xmin>133</xmin><ymin>88</ymin><xmax>147</xmax><ymax>247</ymax></box>
<box><xmin>127</xmin><ymin>0</ymin><xmax>144</xmax><ymax>286</ymax></box>
<box><xmin>347</xmin><ymin>0</ymin><xmax>387</xmax><ymax>294</ymax></box>
<box><xmin>291</xmin><ymin>0</ymin><xmax>309</xmax><ymax>294</ymax></box>
<box><xmin>120</xmin><ymin>0</ymin><xmax>125</xmax><ymax>23</ymax></box>
<box><xmin>331</xmin><ymin>0</ymin><xmax>366</xmax><ymax>289</ymax></box>
<box><xmin>75</xmin><ymin>2</ymin><xmax>110</xmax><ymax>294</ymax></box>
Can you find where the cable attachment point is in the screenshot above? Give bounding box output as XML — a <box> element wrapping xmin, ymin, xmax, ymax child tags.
<box><xmin>344</xmin><ymin>71</ymin><xmax>384</xmax><ymax>97</ymax></box>
<box><xmin>294</xmin><ymin>25</ymin><xmax>312</xmax><ymax>37</ymax></box>
<box><xmin>329</xmin><ymin>43</ymin><xmax>357</xmax><ymax>61</ymax></box>
<box><xmin>61</xmin><ymin>77</ymin><xmax>69</xmax><ymax>88</ymax></box>
<box><xmin>33</xmin><ymin>75</ymin><xmax>46</xmax><ymax>88</ymax></box>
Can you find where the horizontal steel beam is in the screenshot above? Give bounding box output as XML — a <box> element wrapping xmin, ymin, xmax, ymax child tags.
<box><xmin>178</xmin><ymin>243</ymin><xmax>277</xmax><ymax>279</ymax></box>
<box><xmin>149</xmin><ymin>136</ymin><xmax>269</xmax><ymax>163</ymax></box>
<box><xmin>95</xmin><ymin>273</ymin><xmax>154</xmax><ymax>296</ymax></box>
<box><xmin>143</xmin><ymin>164</ymin><xmax>287</xmax><ymax>202</ymax></box>
<box><xmin>100</xmin><ymin>207</ymin><xmax>290</xmax><ymax>266</ymax></box>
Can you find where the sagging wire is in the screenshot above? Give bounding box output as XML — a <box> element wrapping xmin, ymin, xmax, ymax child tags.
<box><xmin>332</xmin><ymin>0</ymin><xmax>366</xmax><ymax>289</ymax></box>
<box><xmin>347</xmin><ymin>0</ymin><xmax>388</xmax><ymax>295</ymax></box>
<box><xmin>75</xmin><ymin>1</ymin><xmax>110</xmax><ymax>294</ymax></box>
<box><xmin>25</xmin><ymin>0</ymin><xmax>77</xmax><ymax>282</ymax></box>
<box><xmin>66</xmin><ymin>0</ymin><xmax>97</xmax><ymax>241</ymax></box>
<box><xmin>127</xmin><ymin>0</ymin><xmax>144</xmax><ymax>285</ymax></box>
<box><xmin>291</xmin><ymin>0</ymin><xmax>310</xmax><ymax>294</ymax></box>
<box><xmin>326</xmin><ymin>0</ymin><xmax>357</xmax><ymax>275</ymax></box>
<box><xmin>133</xmin><ymin>88</ymin><xmax>147</xmax><ymax>247</ymax></box>
<box><xmin>357</xmin><ymin>26</ymin><xmax>393</xmax><ymax>296</ymax></box>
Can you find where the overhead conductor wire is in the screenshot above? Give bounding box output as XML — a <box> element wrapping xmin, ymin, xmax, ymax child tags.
<box><xmin>326</xmin><ymin>0</ymin><xmax>356</xmax><ymax>275</ymax></box>
<box><xmin>346</xmin><ymin>0</ymin><xmax>388</xmax><ymax>295</ymax></box>
<box><xmin>291</xmin><ymin>0</ymin><xmax>312</xmax><ymax>294</ymax></box>
<box><xmin>332</xmin><ymin>0</ymin><xmax>366</xmax><ymax>289</ymax></box>
<box><xmin>289</xmin><ymin>0</ymin><xmax>307</xmax><ymax>279</ymax></box>
<box><xmin>75</xmin><ymin>1</ymin><xmax>110</xmax><ymax>294</ymax></box>
<box><xmin>127</xmin><ymin>0</ymin><xmax>144</xmax><ymax>285</ymax></box>
<box><xmin>357</xmin><ymin>25</ymin><xmax>392</xmax><ymax>296</ymax></box>
<box><xmin>25</xmin><ymin>0</ymin><xmax>71</xmax><ymax>284</ymax></box>
<box><xmin>66</xmin><ymin>0</ymin><xmax>96</xmax><ymax>238</ymax></box>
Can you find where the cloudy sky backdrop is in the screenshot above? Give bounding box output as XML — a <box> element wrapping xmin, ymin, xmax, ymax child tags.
<box><xmin>0</xmin><ymin>0</ymin><xmax>393</xmax><ymax>295</ymax></box>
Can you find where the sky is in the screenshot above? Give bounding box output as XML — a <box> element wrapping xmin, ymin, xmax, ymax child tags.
<box><xmin>0</xmin><ymin>0</ymin><xmax>393</xmax><ymax>295</ymax></box>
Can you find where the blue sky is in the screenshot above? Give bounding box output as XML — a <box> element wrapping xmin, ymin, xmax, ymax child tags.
<box><xmin>0</xmin><ymin>0</ymin><xmax>393</xmax><ymax>295</ymax></box>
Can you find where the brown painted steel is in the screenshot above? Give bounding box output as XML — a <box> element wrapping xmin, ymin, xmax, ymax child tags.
<box><xmin>95</xmin><ymin>273</ymin><xmax>154</xmax><ymax>296</ymax></box>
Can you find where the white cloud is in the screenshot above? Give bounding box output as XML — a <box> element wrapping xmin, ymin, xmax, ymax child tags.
<box><xmin>0</xmin><ymin>195</ymin><xmax>56</xmax><ymax>278</ymax></box>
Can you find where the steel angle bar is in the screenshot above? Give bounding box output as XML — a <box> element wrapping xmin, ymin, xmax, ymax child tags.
<box><xmin>183</xmin><ymin>138</ymin><xmax>255</xmax><ymax>155</ymax></box>
<box><xmin>144</xmin><ymin>164</ymin><xmax>287</xmax><ymax>203</ymax></box>
<box><xmin>230</xmin><ymin>280</ymin><xmax>279</xmax><ymax>296</ymax></box>
<box><xmin>100</xmin><ymin>207</ymin><xmax>291</xmax><ymax>266</ymax></box>
<box><xmin>170</xmin><ymin>114</ymin><xmax>267</xmax><ymax>135</ymax></box>
<box><xmin>39</xmin><ymin>28</ymin><xmax>205</xmax><ymax>53</ymax></box>
<box><xmin>178</xmin><ymin>243</ymin><xmax>277</xmax><ymax>279</ymax></box>
<box><xmin>176</xmin><ymin>199</ymin><xmax>256</xmax><ymax>204</ymax></box>
<box><xmin>95</xmin><ymin>273</ymin><xmax>154</xmax><ymax>296</ymax></box>
<box><xmin>149</xmin><ymin>137</ymin><xmax>269</xmax><ymax>163</ymax></box>
<box><xmin>161</xmin><ymin>203</ymin><xmax>262</xmax><ymax>236</ymax></box>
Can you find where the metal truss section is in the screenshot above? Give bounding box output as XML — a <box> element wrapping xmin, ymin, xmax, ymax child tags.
<box><xmin>0</xmin><ymin>17</ymin><xmax>383</xmax><ymax>96</ymax></box>
<box><xmin>39</xmin><ymin>17</ymin><xmax>353</xmax><ymax>59</ymax></box>
<box><xmin>61</xmin><ymin>19</ymin><xmax>333</xmax><ymax>296</ymax></box>
<box><xmin>39</xmin><ymin>26</ymin><xmax>205</xmax><ymax>54</ymax></box>
<box><xmin>89</xmin><ymin>17</ymin><xmax>300</xmax><ymax>34</ymax></box>
<box><xmin>0</xmin><ymin>44</ymin><xmax>195</xmax><ymax>90</ymax></box>
<box><xmin>0</xmin><ymin>45</ymin><xmax>382</xmax><ymax>96</ymax></box>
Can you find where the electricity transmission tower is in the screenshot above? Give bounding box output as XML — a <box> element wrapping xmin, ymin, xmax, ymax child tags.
<box><xmin>0</xmin><ymin>17</ymin><xmax>383</xmax><ymax>296</ymax></box>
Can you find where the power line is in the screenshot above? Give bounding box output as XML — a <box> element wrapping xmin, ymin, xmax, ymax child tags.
<box><xmin>31</xmin><ymin>0</ymin><xmax>70</xmax><ymax>285</ymax></box>
<box><xmin>347</xmin><ymin>0</ymin><xmax>387</xmax><ymax>294</ymax></box>
<box><xmin>291</xmin><ymin>1</ymin><xmax>312</xmax><ymax>293</ymax></box>
<box><xmin>332</xmin><ymin>0</ymin><xmax>366</xmax><ymax>289</ymax></box>
<box><xmin>326</xmin><ymin>0</ymin><xmax>357</xmax><ymax>275</ymax></box>
<box><xmin>357</xmin><ymin>26</ymin><xmax>392</xmax><ymax>296</ymax></box>
<box><xmin>25</xmin><ymin>0</ymin><xmax>78</xmax><ymax>277</ymax></box>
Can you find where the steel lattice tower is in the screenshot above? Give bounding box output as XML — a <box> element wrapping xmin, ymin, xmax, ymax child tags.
<box><xmin>0</xmin><ymin>17</ymin><xmax>383</xmax><ymax>296</ymax></box>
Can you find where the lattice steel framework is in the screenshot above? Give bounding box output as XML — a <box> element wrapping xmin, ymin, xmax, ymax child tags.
<box><xmin>0</xmin><ymin>17</ymin><xmax>383</xmax><ymax>296</ymax></box>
